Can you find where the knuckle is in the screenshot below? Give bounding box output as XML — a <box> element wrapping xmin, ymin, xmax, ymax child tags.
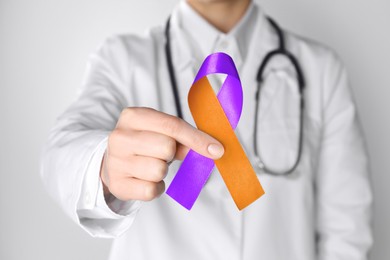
<box><xmin>119</xmin><ymin>107</ymin><xmax>157</xmax><ymax>129</ymax></box>
<box><xmin>127</xmin><ymin>107</ymin><xmax>155</xmax><ymax>119</ymax></box>
<box><xmin>143</xmin><ymin>183</ymin><xmax>160</xmax><ymax>201</ymax></box>
<box><xmin>107</xmin><ymin>179</ymin><xmax>121</xmax><ymax>196</ymax></box>
<box><xmin>153</xmin><ymin>161</ymin><xmax>168</xmax><ymax>181</ymax></box>
<box><xmin>161</xmin><ymin>116</ymin><xmax>182</xmax><ymax>136</ymax></box>
<box><xmin>189</xmin><ymin>130</ymin><xmax>208</xmax><ymax>149</ymax></box>
<box><xmin>120</xmin><ymin>107</ymin><xmax>136</xmax><ymax>120</ymax></box>
<box><xmin>108</xmin><ymin>128</ymin><xmax>138</xmax><ymax>154</ymax></box>
<box><xmin>119</xmin><ymin>107</ymin><xmax>146</xmax><ymax>126</ymax></box>
<box><xmin>108</xmin><ymin>128</ymin><xmax>124</xmax><ymax>145</ymax></box>
<box><xmin>162</xmin><ymin>138</ymin><xmax>176</xmax><ymax>161</ymax></box>
<box><xmin>140</xmin><ymin>106</ymin><xmax>156</xmax><ymax>114</ymax></box>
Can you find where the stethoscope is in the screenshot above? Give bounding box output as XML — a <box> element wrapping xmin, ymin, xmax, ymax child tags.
<box><xmin>164</xmin><ymin>16</ymin><xmax>305</xmax><ymax>176</ymax></box>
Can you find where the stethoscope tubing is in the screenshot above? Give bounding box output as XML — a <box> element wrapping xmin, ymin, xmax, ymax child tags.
<box><xmin>164</xmin><ymin>16</ymin><xmax>305</xmax><ymax>176</ymax></box>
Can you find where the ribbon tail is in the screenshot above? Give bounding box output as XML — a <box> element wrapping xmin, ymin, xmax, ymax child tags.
<box><xmin>166</xmin><ymin>150</ymin><xmax>215</xmax><ymax>210</ymax></box>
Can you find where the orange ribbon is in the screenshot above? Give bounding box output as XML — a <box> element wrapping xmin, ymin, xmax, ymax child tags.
<box><xmin>166</xmin><ymin>53</ymin><xmax>264</xmax><ymax>210</ymax></box>
<box><xmin>189</xmin><ymin>77</ymin><xmax>265</xmax><ymax>210</ymax></box>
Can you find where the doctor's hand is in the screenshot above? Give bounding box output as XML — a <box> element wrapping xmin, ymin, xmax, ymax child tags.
<box><xmin>100</xmin><ymin>107</ymin><xmax>224</xmax><ymax>202</ymax></box>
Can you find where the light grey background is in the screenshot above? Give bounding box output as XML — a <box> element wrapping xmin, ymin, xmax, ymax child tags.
<box><xmin>0</xmin><ymin>0</ymin><xmax>389</xmax><ymax>259</ymax></box>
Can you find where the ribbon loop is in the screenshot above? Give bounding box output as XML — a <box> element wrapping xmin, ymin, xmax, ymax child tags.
<box><xmin>167</xmin><ymin>53</ymin><xmax>265</xmax><ymax>210</ymax></box>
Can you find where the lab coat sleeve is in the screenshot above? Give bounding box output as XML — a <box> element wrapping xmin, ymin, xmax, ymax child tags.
<box><xmin>76</xmin><ymin>137</ymin><xmax>142</xmax><ymax>238</ymax></box>
<box><xmin>41</xmin><ymin>37</ymin><xmax>142</xmax><ymax>238</ymax></box>
<box><xmin>315</xmin><ymin>52</ymin><xmax>373</xmax><ymax>259</ymax></box>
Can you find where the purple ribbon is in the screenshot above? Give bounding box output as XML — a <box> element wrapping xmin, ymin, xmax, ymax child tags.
<box><xmin>166</xmin><ymin>53</ymin><xmax>243</xmax><ymax>210</ymax></box>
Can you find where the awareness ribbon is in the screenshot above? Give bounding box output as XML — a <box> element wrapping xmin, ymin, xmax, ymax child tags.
<box><xmin>166</xmin><ymin>53</ymin><xmax>265</xmax><ymax>210</ymax></box>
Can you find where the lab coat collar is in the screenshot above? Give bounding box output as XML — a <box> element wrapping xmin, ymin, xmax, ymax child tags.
<box><xmin>170</xmin><ymin>0</ymin><xmax>264</xmax><ymax>71</ymax></box>
<box><xmin>179</xmin><ymin>0</ymin><xmax>255</xmax><ymax>62</ymax></box>
<box><xmin>178</xmin><ymin>0</ymin><xmax>221</xmax><ymax>58</ymax></box>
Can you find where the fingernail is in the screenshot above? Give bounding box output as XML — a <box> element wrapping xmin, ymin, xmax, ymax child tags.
<box><xmin>208</xmin><ymin>143</ymin><xmax>224</xmax><ymax>158</ymax></box>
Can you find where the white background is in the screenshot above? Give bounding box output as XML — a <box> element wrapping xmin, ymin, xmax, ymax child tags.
<box><xmin>0</xmin><ymin>0</ymin><xmax>389</xmax><ymax>259</ymax></box>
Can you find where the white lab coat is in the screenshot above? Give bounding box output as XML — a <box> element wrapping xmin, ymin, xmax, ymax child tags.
<box><xmin>41</xmin><ymin>1</ymin><xmax>373</xmax><ymax>259</ymax></box>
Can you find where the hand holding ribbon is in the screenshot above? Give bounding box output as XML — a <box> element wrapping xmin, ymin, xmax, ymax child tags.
<box><xmin>167</xmin><ymin>52</ymin><xmax>265</xmax><ymax>210</ymax></box>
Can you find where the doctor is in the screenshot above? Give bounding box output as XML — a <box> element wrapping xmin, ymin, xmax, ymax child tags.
<box><xmin>41</xmin><ymin>0</ymin><xmax>373</xmax><ymax>259</ymax></box>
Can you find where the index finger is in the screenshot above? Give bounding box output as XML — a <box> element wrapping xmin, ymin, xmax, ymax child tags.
<box><xmin>119</xmin><ymin>107</ymin><xmax>224</xmax><ymax>160</ymax></box>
